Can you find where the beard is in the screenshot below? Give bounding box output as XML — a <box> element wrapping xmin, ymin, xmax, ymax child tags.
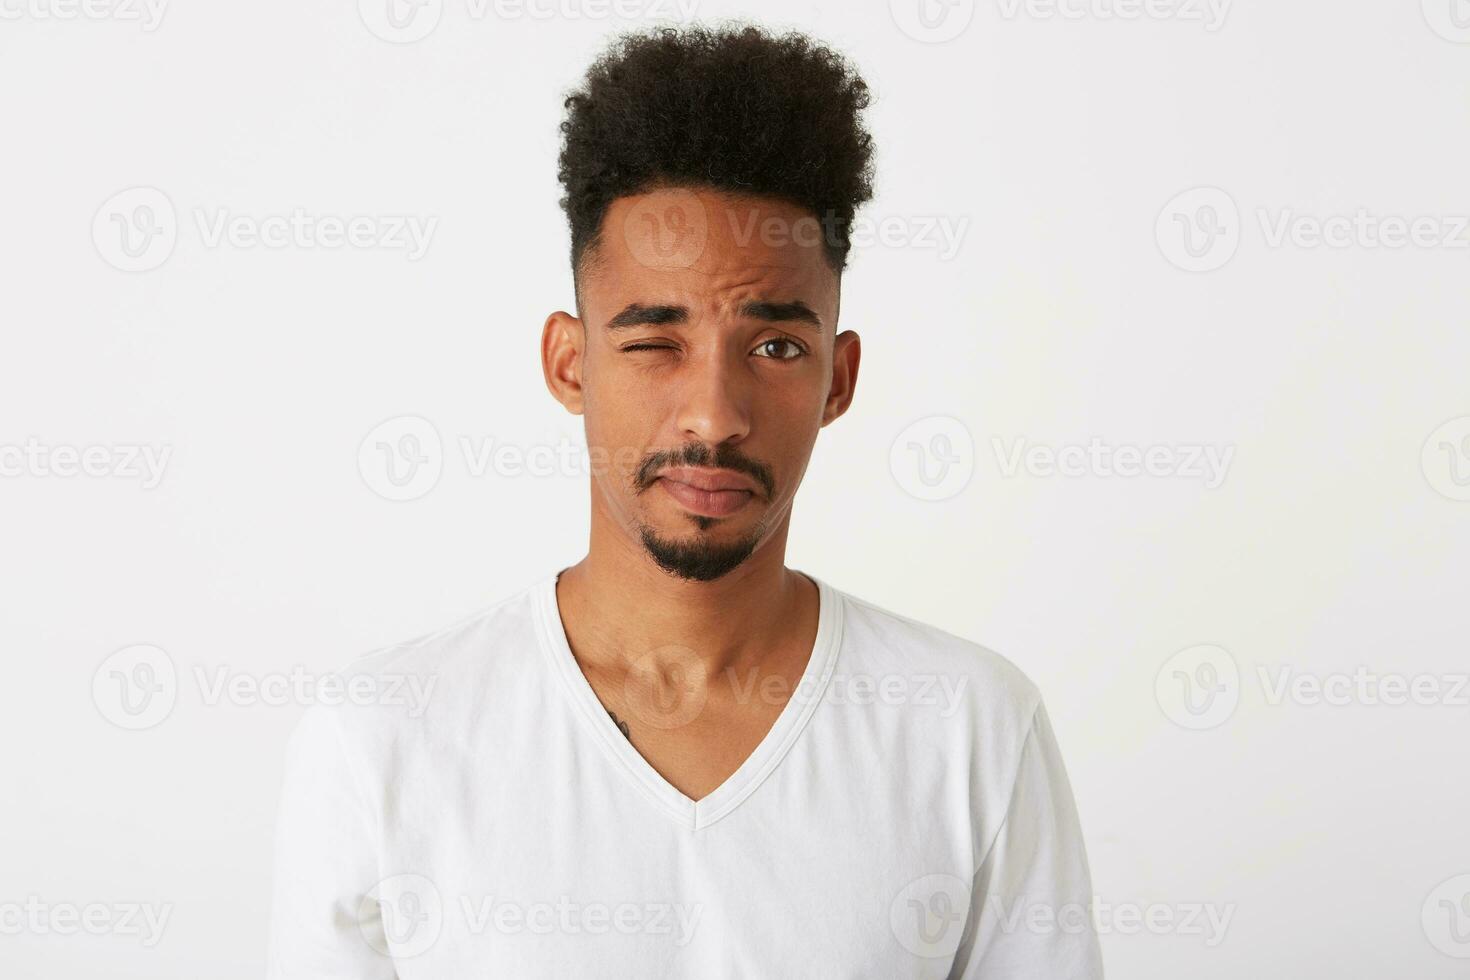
<box><xmin>627</xmin><ymin>440</ymin><xmax>776</xmax><ymax>582</ymax></box>
<box><xmin>636</xmin><ymin>521</ymin><xmax>761</xmax><ymax>582</ymax></box>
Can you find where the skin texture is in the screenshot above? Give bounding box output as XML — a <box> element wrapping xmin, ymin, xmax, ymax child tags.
<box><xmin>540</xmin><ymin>186</ymin><xmax>860</xmax><ymax>800</ymax></box>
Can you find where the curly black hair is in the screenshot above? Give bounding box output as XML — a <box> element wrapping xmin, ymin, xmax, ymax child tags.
<box><xmin>557</xmin><ymin>23</ymin><xmax>877</xmax><ymax>299</ymax></box>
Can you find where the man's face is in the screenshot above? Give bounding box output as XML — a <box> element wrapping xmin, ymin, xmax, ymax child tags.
<box><xmin>543</xmin><ymin>186</ymin><xmax>860</xmax><ymax>582</ymax></box>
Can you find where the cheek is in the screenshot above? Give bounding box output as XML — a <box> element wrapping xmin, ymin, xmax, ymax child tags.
<box><xmin>765</xmin><ymin>379</ymin><xmax>829</xmax><ymax>435</ymax></box>
<box><xmin>582</xmin><ymin>363</ymin><xmax>657</xmax><ymax>441</ymax></box>
<box><xmin>757</xmin><ymin>399</ymin><xmax>824</xmax><ymax>477</ymax></box>
<box><xmin>581</xmin><ymin>390</ymin><xmax>660</xmax><ymax>494</ymax></box>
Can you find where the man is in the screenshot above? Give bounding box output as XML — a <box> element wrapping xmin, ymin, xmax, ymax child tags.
<box><xmin>268</xmin><ymin>23</ymin><xmax>1103</xmax><ymax>978</ymax></box>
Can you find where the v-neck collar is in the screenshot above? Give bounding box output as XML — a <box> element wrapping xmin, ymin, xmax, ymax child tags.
<box><xmin>532</xmin><ymin>566</ymin><xmax>844</xmax><ymax>831</ymax></box>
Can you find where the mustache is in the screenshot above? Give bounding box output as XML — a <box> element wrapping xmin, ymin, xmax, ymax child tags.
<box><xmin>635</xmin><ymin>442</ymin><xmax>775</xmax><ymax>498</ymax></box>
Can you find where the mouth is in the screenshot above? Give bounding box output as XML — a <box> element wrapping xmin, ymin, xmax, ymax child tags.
<box><xmin>655</xmin><ymin>467</ymin><xmax>758</xmax><ymax>518</ymax></box>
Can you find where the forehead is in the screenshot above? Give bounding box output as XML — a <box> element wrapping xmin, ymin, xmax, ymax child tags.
<box><xmin>584</xmin><ymin>187</ymin><xmax>839</xmax><ymax>314</ymax></box>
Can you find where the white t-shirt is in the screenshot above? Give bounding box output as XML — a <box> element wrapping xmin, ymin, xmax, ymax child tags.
<box><xmin>267</xmin><ymin>569</ymin><xmax>1104</xmax><ymax>978</ymax></box>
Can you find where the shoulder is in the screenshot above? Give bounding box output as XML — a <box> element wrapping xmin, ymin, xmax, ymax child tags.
<box><xmin>824</xmin><ymin>579</ymin><xmax>1045</xmax><ymax>749</ymax></box>
<box><xmin>820</xmin><ymin>580</ymin><xmax>1065</xmax><ymax>866</ymax></box>
<box><xmin>283</xmin><ymin>574</ymin><xmax>550</xmax><ymax>762</ymax></box>
<box><xmin>339</xmin><ymin>575</ymin><xmax>545</xmax><ymax>683</ymax></box>
<box><xmin>833</xmin><ymin>583</ymin><xmax>1042</xmax><ymax>712</ymax></box>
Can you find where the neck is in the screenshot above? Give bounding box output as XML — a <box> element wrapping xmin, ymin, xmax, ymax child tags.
<box><xmin>555</xmin><ymin>501</ymin><xmax>809</xmax><ymax>680</ymax></box>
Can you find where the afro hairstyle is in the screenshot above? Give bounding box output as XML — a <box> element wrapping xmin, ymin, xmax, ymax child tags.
<box><xmin>556</xmin><ymin>23</ymin><xmax>877</xmax><ymax>307</ymax></box>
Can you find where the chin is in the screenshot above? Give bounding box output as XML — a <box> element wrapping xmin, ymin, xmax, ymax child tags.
<box><xmin>637</xmin><ymin>523</ymin><xmax>761</xmax><ymax>582</ymax></box>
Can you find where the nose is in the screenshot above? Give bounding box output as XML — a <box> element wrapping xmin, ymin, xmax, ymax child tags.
<box><xmin>674</xmin><ymin>342</ymin><xmax>752</xmax><ymax>447</ymax></box>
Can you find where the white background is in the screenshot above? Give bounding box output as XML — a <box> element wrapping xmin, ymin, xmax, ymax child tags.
<box><xmin>2</xmin><ymin>0</ymin><xmax>1468</xmax><ymax>976</ymax></box>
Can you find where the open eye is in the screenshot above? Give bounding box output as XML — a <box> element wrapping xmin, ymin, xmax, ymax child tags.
<box><xmin>752</xmin><ymin>337</ymin><xmax>807</xmax><ymax>360</ymax></box>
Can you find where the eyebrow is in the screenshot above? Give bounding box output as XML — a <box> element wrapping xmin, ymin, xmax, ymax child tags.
<box><xmin>605</xmin><ymin>300</ymin><xmax>823</xmax><ymax>333</ymax></box>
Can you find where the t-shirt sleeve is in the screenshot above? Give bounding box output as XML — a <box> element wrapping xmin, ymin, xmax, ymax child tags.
<box><xmin>266</xmin><ymin>704</ymin><xmax>398</xmax><ymax>980</ymax></box>
<box><xmin>948</xmin><ymin>700</ymin><xmax>1105</xmax><ymax>979</ymax></box>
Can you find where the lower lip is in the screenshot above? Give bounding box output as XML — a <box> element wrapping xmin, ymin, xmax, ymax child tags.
<box><xmin>657</xmin><ymin>478</ymin><xmax>754</xmax><ymax>517</ymax></box>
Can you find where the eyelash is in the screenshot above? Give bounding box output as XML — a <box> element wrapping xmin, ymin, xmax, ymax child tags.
<box><xmin>620</xmin><ymin>338</ymin><xmax>808</xmax><ymax>360</ymax></box>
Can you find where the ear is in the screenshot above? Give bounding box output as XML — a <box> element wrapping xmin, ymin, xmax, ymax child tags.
<box><xmin>821</xmin><ymin>329</ymin><xmax>860</xmax><ymax>426</ymax></box>
<box><xmin>541</xmin><ymin>310</ymin><xmax>586</xmax><ymax>415</ymax></box>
